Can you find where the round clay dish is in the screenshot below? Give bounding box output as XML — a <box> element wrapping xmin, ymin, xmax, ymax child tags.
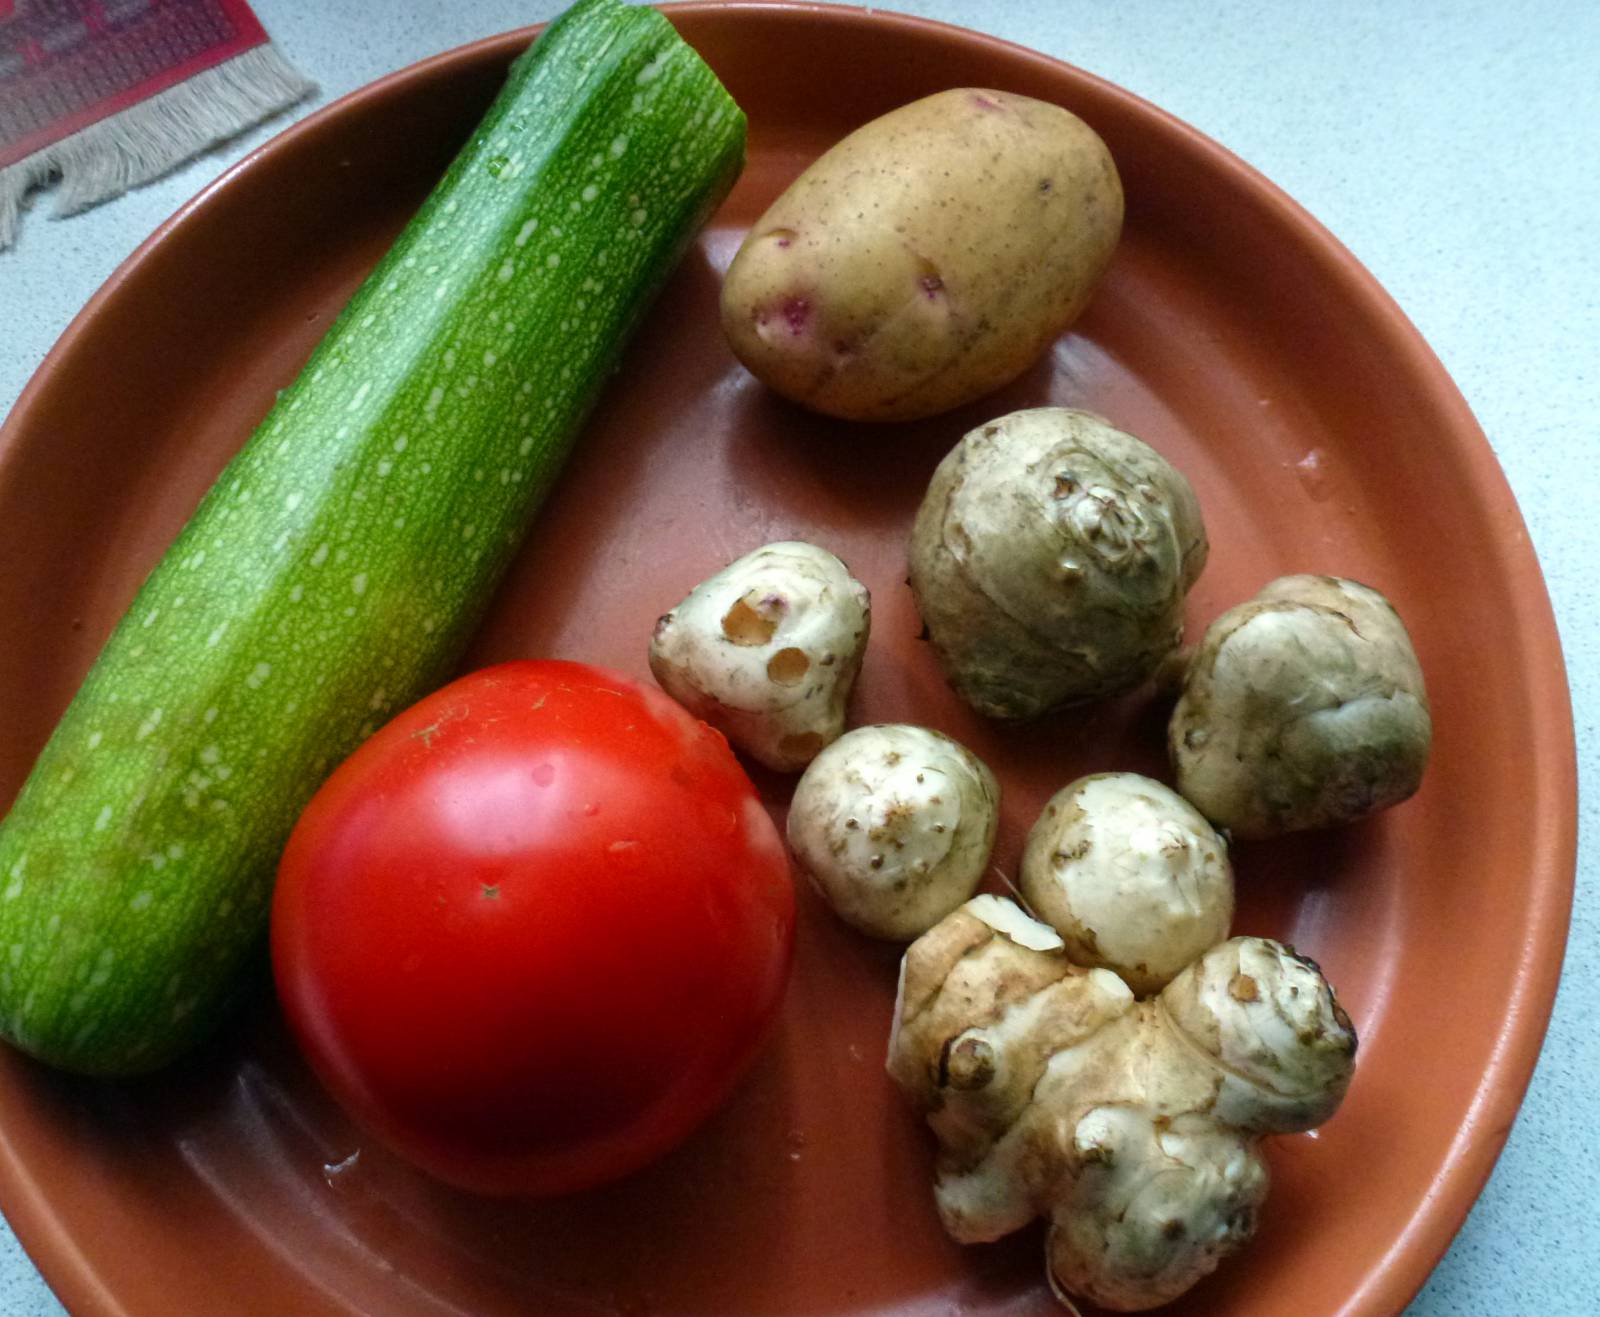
<box><xmin>0</xmin><ymin>5</ymin><xmax>1575</xmax><ymax>1315</ymax></box>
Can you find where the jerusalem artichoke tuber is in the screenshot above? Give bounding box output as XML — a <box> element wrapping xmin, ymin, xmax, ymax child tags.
<box><xmin>1169</xmin><ymin>574</ymin><xmax>1431</xmax><ymax>837</ymax></box>
<box><xmin>788</xmin><ymin>725</ymin><xmax>999</xmax><ymax>940</ymax></box>
<box><xmin>907</xmin><ymin>408</ymin><xmax>1207</xmax><ymax>720</ymax></box>
<box><xmin>1019</xmin><ymin>773</ymin><xmax>1233</xmax><ymax>995</ymax></box>
<box><xmin>887</xmin><ymin>898</ymin><xmax>1356</xmax><ymax>1311</ymax></box>
<box><xmin>649</xmin><ymin>541</ymin><xmax>870</xmax><ymax>771</ymax></box>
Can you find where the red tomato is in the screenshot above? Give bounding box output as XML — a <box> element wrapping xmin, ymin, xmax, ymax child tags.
<box><xmin>271</xmin><ymin>660</ymin><xmax>795</xmax><ymax>1196</ymax></box>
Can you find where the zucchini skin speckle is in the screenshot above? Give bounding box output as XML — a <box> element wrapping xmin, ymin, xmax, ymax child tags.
<box><xmin>0</xmin><ymin>0</ymin><xmax>746</xmax><ymax>1075</ymax></box>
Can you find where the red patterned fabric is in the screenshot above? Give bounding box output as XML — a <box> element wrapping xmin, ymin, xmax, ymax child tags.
<box><xmin>0</xmin><ymin>0</ymin><xmax>269</xmax><ymax>169</ymax></box>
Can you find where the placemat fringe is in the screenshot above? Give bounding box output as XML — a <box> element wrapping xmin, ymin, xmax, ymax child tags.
<box><xmin>1</xmin><ymin>43</ymin><xmax>314</xmax><ymax>251</ymax></box>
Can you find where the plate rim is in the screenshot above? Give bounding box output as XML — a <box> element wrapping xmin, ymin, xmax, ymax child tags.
<box><xmin>0</xmin><ymin>4</ymin><xmax>1577</xmax><ymax>1315</ymax></box>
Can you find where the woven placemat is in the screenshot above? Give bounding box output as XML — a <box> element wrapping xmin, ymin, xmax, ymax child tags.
<box><xmin>1</xmin><ymin>0</ymin><xmax>314</xmax><ymax>250</ymax></box>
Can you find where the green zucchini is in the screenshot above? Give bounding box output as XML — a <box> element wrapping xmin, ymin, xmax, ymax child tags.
<box><xmin>0</xmin><ymin>0</ymin><xmax>745</xmax><ymax>1075</ymax></box>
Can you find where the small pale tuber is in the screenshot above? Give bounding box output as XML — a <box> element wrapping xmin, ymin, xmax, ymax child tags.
<box><xmin>1169</xmin><ymin>574</ymin><xmax>1431</xmax><ymax>838</ymax></box>
<box><xmin>1019</xmin><ymin>773</ymin><xmax>1234</xmax><ymax>995</ymax></box>
<box><xmin>788</xmin><ymin>725</ymin><xmax>999</xmax><ymax>940</ymax></box>
<box><xmin>649</xmin><ymin>541</ymin><xmax>870</xmax><ymax>772</ymax></box>
<box><xmin>888</xmin><ymin>898</ymin><xmax>1357</xmax><ymax>1311</ymax></box>
<box><xmin>908</xmin><ymin>408</ymin><xmax>1207</xmax><ymax>720</ymax></box>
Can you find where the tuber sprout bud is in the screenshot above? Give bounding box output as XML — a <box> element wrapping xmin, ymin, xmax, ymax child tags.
<box><xmin>966</xmin><ymin>891</ymin><xmax>1065</xmax><ymax>952</ymax></box>
<box><xmin>649</xmin><ymin>541</ymin><xmax>870</xmax><ymax>772</ymax></box>
<box><xmin>1169</xmin><ymin>574</ymin><xmax>1431</xmax><ymax>838</ymax></box>
<box><xmin>1019</xmin><ymin>773</ymin><xmax>1234</xmax><ymax>995</ymax></box>
<box><xmin>907</xmin><ymin>408</ymin><xmax>1207</xmax><ymax>720</ymax></box>
<box><xmin>787</xmin><ymin>725</ymin><xmax>999</xmax><ymax>940</ymax></box>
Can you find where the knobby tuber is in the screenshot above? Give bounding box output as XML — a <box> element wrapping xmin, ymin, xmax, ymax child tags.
<box><xmin>1170</xmin><ymin>574</ymin><xmax>1431</xmax><ymax>838</ymax></box>
<box><xmin>649</xmin><ymin>541</ymin><xmax>870</xmax><ymax>772</ymax></box>
<box><xmin>887</xmin><ymin>897</ymin><xmax>1356</xmax><ymax>1311</ymax></box>
<box><xmin>908</xmin><ymin>408</ymin><xmax>1207</xmax><ymax>720</ymax></box>
<box><xmin>787</xmin><ymin>724</ymin><xmax>999</xmax><ymax>940</ymax></box>
<box><xmin>1019</xmin><ymin>773</ymin><xmax>1233</xmax><ymax>995</ymax></box>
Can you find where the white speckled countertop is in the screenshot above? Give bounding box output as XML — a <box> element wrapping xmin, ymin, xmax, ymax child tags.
<box><xmin>1</xmin><ymin>1</ymin><xmax>1595</xmax><ymax>1312</ymax></box>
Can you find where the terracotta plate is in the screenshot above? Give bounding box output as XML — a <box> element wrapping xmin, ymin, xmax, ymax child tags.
<box><xmin>0</xmin><ymin>5</ymin><xmax>1576</xmax><ymax>1315</ymax></box>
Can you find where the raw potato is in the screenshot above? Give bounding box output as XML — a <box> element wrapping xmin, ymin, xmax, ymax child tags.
<box><xmin>649</xmin><ymin>542</ymin><xmax>870</xmax><ymax>772</ymax></box>
<box><xmin>720</xmin><ymin>88</ymin><xmax>1123</xmax><ymax>422</ymax></box>
<box><xmin>1170</xmin><ymin>574</ymin><xmax>1431</xmax><ymax>838</ymax></box>
<box><xmin>908</xmin><ymin>408</ymin><xmax>1207</xmax><ymax>720</ymax></box>
<box><xmin>1019</xmin><ymin>773</ymin><xmax>1233</xmax><ymax>995</ymax></box>
<box><xmin>887</xmin><ymin>898</ymin><xmax>1357</xmax><ymax>1311</ymax></box>
<box><xmin>787</xmin><ymin>725</ymin><xmax>999</xmax><ymax>940</ymax></box>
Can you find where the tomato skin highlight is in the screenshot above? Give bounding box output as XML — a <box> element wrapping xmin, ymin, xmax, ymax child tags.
<box><xmin>270</xmin><ymin>660</ymin><xmax>795</xmax><ymax>1196</ymax></box>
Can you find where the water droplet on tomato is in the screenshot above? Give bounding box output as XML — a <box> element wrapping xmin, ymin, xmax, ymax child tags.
<box><xmin>532</xmin><ymin>762</ymin><xmax>555</xmax><ymax>787</ymax></box>
<box><xmin>701</xmin><ymin>801</ymin><xmax>737</xmax><ymax>837</ymax></box>
<box><xmin>606</xmin><ymin>839</ymin><xmax>644</xmax><ymax>870</ymax></box>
